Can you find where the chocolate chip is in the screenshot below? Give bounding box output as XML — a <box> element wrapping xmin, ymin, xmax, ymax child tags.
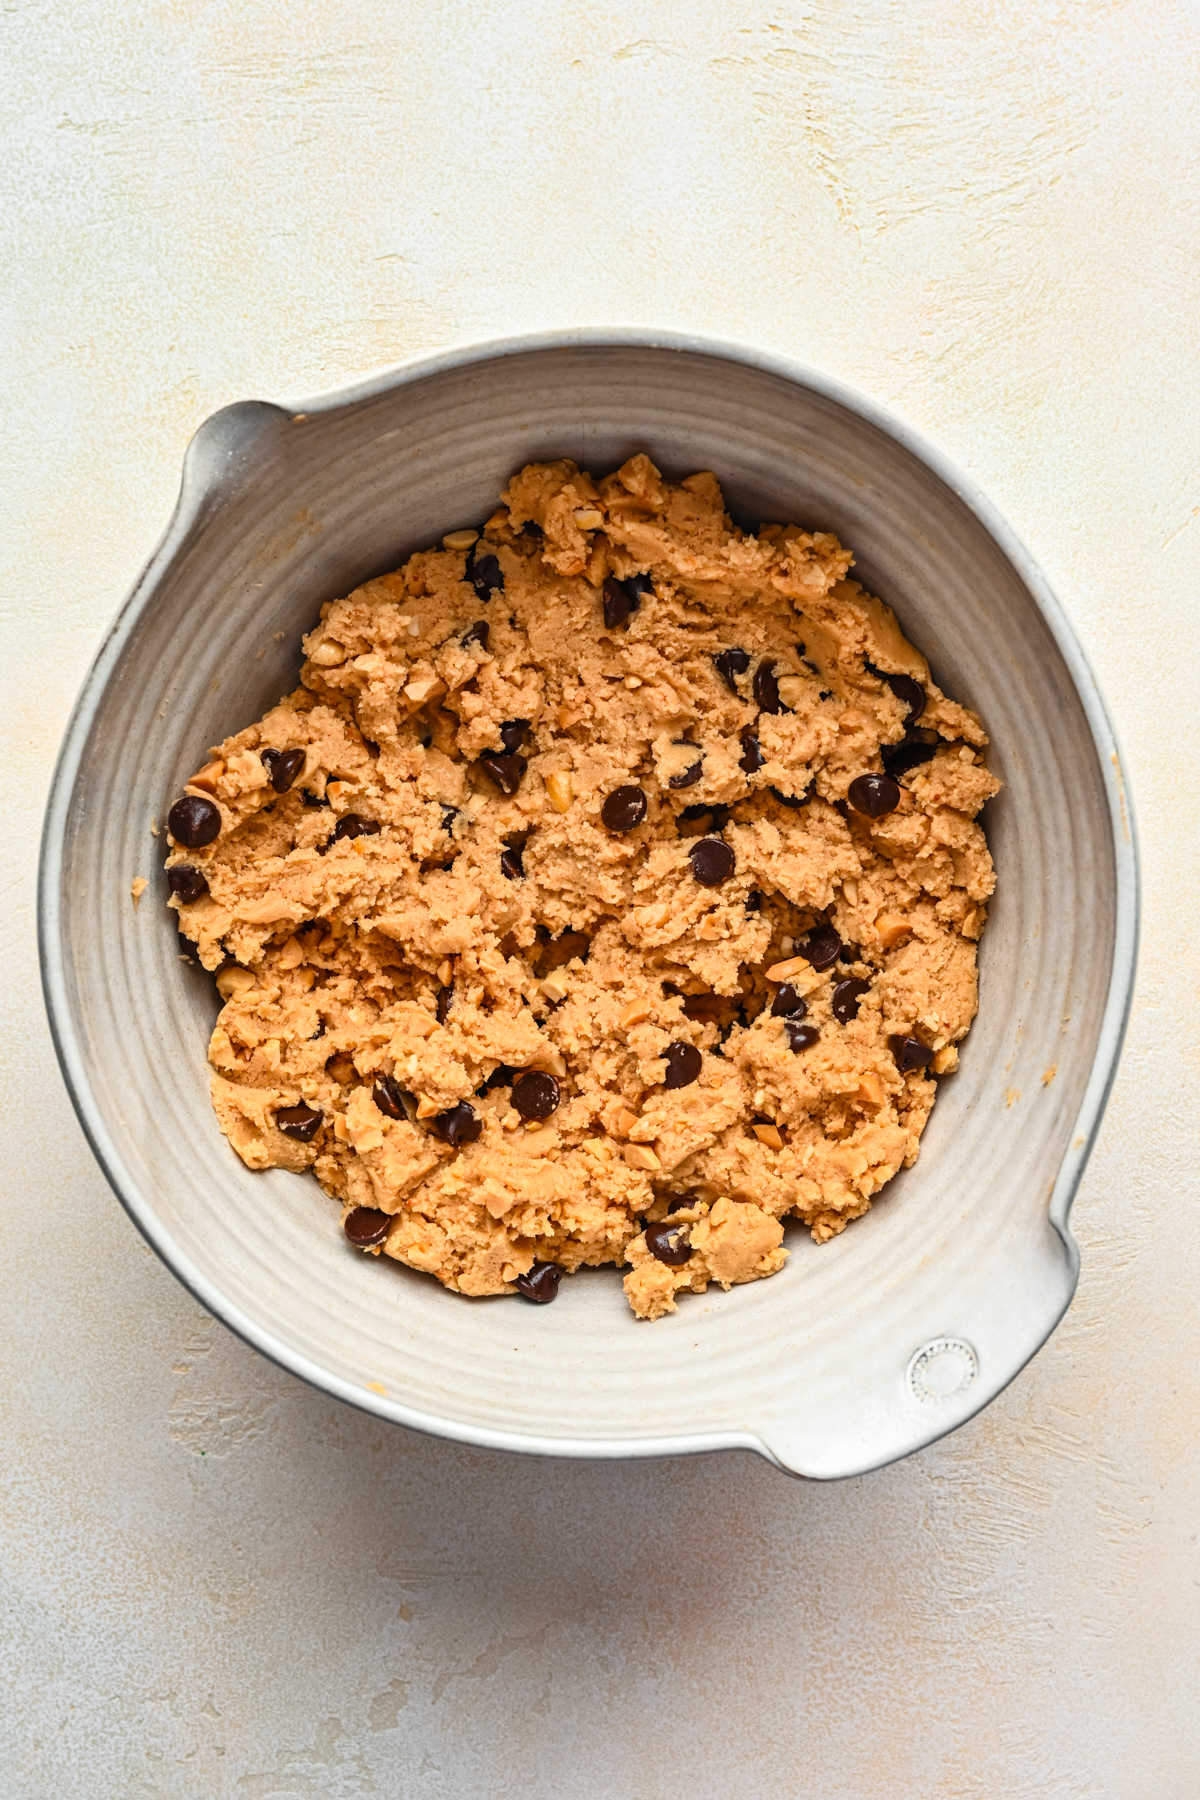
<box><xmin>515</xmin><ymin>1260</ymin><xmax>562</xmax><ymax>1303</ymax></box>
<box><xmin>461</xmin><ymin>619</ymin><xmax>490</xmax><ymax>650</ymax></box>
<box><xmin>663</xmin><ymin>1041</ymin><xmax>703</xmax><ymax>1089</ymax></box>
<box><xmin>440</xmin><ymin>804</ymin><xmax>459</xmax><ymax>832</ymax></box>
<box><xmin>644</xmin><ymin>1221</ymin><xmax>693</xmax><ymax>1266</ymax></box>
<box><xmin>602</xmin><ymin>576</ymin><xmax>639</xmax><ymax>629</ymax></box>
<box><xmin>300</xmin><ymin>789</ymin><xmax>328</xmax><ymax>808</ymax></box>
<box><xmin>745</xmin><ymin>888</ymin><xmax>764</xmax><ymax>913</ymax></box>
<box><xmin>714</xmin><ymin>647</ymin><xmax>750</xmax><ymax>692</ymax></box>
<box><xmin>467</xmin><ymin>549</ymin><xmax>503</xmax><ymax>600</ymax></box>
<box><xmin>498</xmin><ymin>719</ymin><xmax>531</xmax><ymax>753</ymax></box>
<box><xmin>839</xmin><ymin>943</ymin><xmax>858</xmax><ymax>964</ymax></box>
<box><xmin>628</xmin><ymin>573</ymin><xmax>654</xmax><ymax>600</ymax></box>
<box><xmin>832</xmin><ymin>977</ymin><xmax>870</xmax><ymax>1022</ymax></box>
<box><xmin>478</xmin><ymin>753</ymin><xmax>527</xmax><ymax>796</ymax></box>
<box><xmin>667</xmin><ymin>747</ymin><xmax>703</xmax><ymax>789</ymax></box>
<box><xmin>167</xmin><ymin>794</ymin><xmax>221</xmax><ymax>848</ymax></box>
<box><xmin>800</xmin><ymin>922</ymin><xmax>842</xmax><ymax>969</ymax></box>
<box><xmin>769</xmin><ymin>785</ymin><xmax>810</xmax><ymax>809</ymax></box>
<box><xmin>847</xmin><ymin>773</ymin><xmax>902</xmax><ymax>818</ymax></box>
<box><xmin>601</xmin><ymin>785</ymin><xmax>647</xmax><ymax>833</ymax></box>
<box><xmin>666</xmin><ymin>1194</ymin><xmax>694</xmax><ymax>1214</ymax></box>
<box><xmin>739</xmin><ymin>730</ymin><xmax>763</xmax><ymax>773</ymax></box>
<box><xmin>676</xmin><ymin>801</ymin><xmax>731</xmax><ymax>837</ymax></box>
<box><xmin>499</xmin><ymin>830</ymin><xmax>529</xmax><ymax>881</ymax></box>
<box><xmin>786</xmin><ymin>1021</ymin><xmax>819</xmax><ymax>1052</ymax></box>
<box><xmin>261</xmin><ymin>747</ymin><xmax>306</xmax><ymax>793</ymax></box>
<box><xmin>770</xmin><ymin>984</ymin><xmax>807</xmax><ymax>1018</ymax></box>
<box><xmin>478</xmin><ymin>1064</ymin><xmax>515</xmax><ymax>1093</ymax></box>
<box><xmin>512</xmin><ymin>1070</ymin><xmax>560</xmax><ymax>1120</ymax></box>
<box><xmin>883</xmin><ymin>671</ymin><xmax>926</xmax><ymax>727</ymax></box>
<box><xmin>344</xmin><ymin>1206</ymin><xmax>391</xmax><ymax>1246</ymax></box>
<box><xmin>331</xmin><ymin>813</ymin><xmax>381</xmax><ymax>843</ymax></box>
<box><xmin>274</xmin><ymin>1102</ymin><xmax>322</xmax><ymax>1141</ymax></box>
<box><xmin>890</xmin><ymin>1033</ymin><xmax>934</xmax><ymax>1073</ymax></box>
<box><xmin>881</xmin><ymin>734</ymin><xmax>939</xmax><ymax>780</ymax></box>
<box><xmin>432</xmin><ymin>1101</ymin><xmax>482</xmax><ymax>1146</ymax></box>
<box><xmin>167</xmin><ymin>863</ymin><xmax>209</xmax><ymax>904</ymax></box>
<box><xmin>688</xmin><ymin>837</ymin><xmax>735</xmax><ymax>887</ymax></box>
<box><xmin>372</xmin><ymin>1074</ymin><xmax>410</xmax><ymax>1119</ymax></box>
<box><xmin>753</xmin><ymin>660</ymin><xmax>782</xmax><ymax>714</ymax></box>
<box><xmin>435</xmin><ymin>985</ymin><xmax>453</xmax><ymax>1024</ymax></box>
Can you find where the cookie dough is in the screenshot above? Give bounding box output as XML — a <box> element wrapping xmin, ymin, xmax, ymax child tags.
<box><xmin>163</xmin><ymin>456</ymin><xmax>998</xmax><ymax>1320</ymax></box>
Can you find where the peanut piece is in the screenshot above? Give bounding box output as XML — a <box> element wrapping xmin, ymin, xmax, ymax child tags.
<box><xmin>545</xmin><ymin>771</ymin><xmax>573</xmax><ymax>813</ymax></box>
<box><xmin>932</xmin><ymin>1046</ymin><xmax>959</xmax><ymax>1075</ymax></box>
<box><xmin>574</xmin><ymin>507</ymin><xmax>604</xmax><ymax>530</ymax></box>
<box><xmin>216</xmin><ymin>965</ymin><xmax>257</xmax><ymax>1001</ymax></box>
<box><xmin>611</xmin><ymin>1106</ymin><xmax>639</xmax><ymax>1138</ymax></box>
<box><xmin>752</xmin><ymin>1123</ymin><xmax>785</xmax><ymax>1150</ymax></box>
<box><xmin>620</xmin><ymin>999</ymin><xmax>651</xmax><ymax>1027</ymax></box>
<box><xmin>442</xmin><ymin>529</ymin><xmax>479</xmax><ymax>551</ymax></box>
<box><xmin>540</xmin><ymin>973</ymin><xmax>569</xmax><ymax>1003</ymax></box>
<box><xmin>623</xmin><ymin>1144</ymin><xmax>662</xmax><ymax>1172</ymax></box>
<box><xmin>415</xmin><ymin>1096</ymin><xmax>441</xmax><ymax>1120</ymax></box>
<box><xmin>275</xmin><ymin>936</ymin><xmax>304</xmax><ymax>970</ymax></box>
<box><xmin>875</xmin><ymin>911</ymin><xmax>912</xmax><ymax>950</ymax></box>
<box><xmin>765</xmin><ymin>955</ymin><xmax>808</xmax><ymax>982</ymax></box>
<box><xmin>309</xmin><ymin>639</ymin><xmax>346</xmax><ymax>668</ymax></box>
<box><xmin>188</xmin><ymin>759</ymin><xmax>225</xmax><ymax>795</ymax></box>
<box><xmin>403</xmin><ymin>673</ymin><xmax>444</xmax><ymax>706</ymax></box>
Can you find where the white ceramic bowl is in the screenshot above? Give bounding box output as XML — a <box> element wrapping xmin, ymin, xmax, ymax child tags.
<box><xmin>39</xmin><ymin>332</ymin><xmax>1138</xmax><ymax>1478</ymax></box>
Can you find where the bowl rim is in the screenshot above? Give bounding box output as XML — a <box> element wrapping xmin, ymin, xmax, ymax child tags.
<box><xmin>37</xmin><ymin>327</ymin><xmax>1141</xmax><ymax>1476</ymax></box>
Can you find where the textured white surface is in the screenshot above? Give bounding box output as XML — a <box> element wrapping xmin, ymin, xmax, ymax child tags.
<box><xmin>1</xmin><ymin>3</ymin><xmax>1198</xmax><ymax>1796</ymax></box>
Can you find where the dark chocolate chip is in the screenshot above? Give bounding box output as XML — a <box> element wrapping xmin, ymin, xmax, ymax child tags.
<box><xmin>688</xmin><ymin>837</ymin><xmax>735</xmax><ymax>887</ymax></box>
<box><xmin>461</xmin><ymin>619</ymin><xmax>490</xmax><ymax>650</ymax></box>
<box><xmin>500</xmin><ymin>830</ymin><xmax>529</xmax><ymax>881</ymax></box>
<box><xmin>847</xmin><ymin>773</ymin><xmax>902</xmax><ymax>818</ymax></box>
<box><xmin>739</xmin><ymin>730</ymin><xmax>764</xmax><ymax>773</ymax></box>
<box><xmin>512</xmin><ymin>1070</ymin><xmax>560</xmax><ymax>1120</ymax></box>
<box><xmin>344</xmin><ymin>1206</ymin><xmax>391</xmax><ymax>1246</ymax></box>
<box><xmin>467</xmin><ymin>549</ymin><xmax>504</xmax><ymax>600</ymax></box>
<box><xmin>881</xmin><ymin>735</ymin><xmax>939</xmax><ymax>780</ymax></box>
<box><xmin>601</xmin><ymin>785</ymin><xmax>647</xmax><ymax>833</ymax></box>
<box><xmin>372</xmin><ymin>1074</ymin><xmax>410</xmax><ymax>1119</ymax></box>
<box><xmin>839</xmin><ymin>943</ymin><xmax>859</xmax><ymax>964</ymax></box>
<box><xmin>890</xmin><ymin>1033</ymin><xmax>934</xmax><ymax>1073</ymax></box>
<box><xmin>745</xmin><ymin>888</ymin><xmax>764</xmax><ymax>913</ymax></box>
<box><xmin>753</xmin><ymin>660</ymin><xmax>782</xmax><ymax>714</ymax></box>
<box><xmin>515</xmin><ymin>1260</ymin><xmax>562</xmax><ymax>1304</ymax></box>
<box><xmin>432</xmin><ymin>1101</ymin><xmax>482</xmax><ymax>1146</ymax></box>
<box><xmin>478</xmin><ymin>1064</ymin><xmax>515</xmax><ymax>1093</ymax></box>
<box><xmin>478</xmin><ymin>753</ymin><xmax>527</xmax><ymax>796</ymax></box>
<box><xmin>769</xmin><ymin>785</ymin><xmax>810</xmax><ymax>809</ymax></box>
<box><xmin>666</xmin><ymin>1194</ymin><xmax>694</xmax><ymax>1214</ymax></box>
<box><xmin>602</xmin><ymin>576</ymin><xmax>639</xmax><ymax>629</ymax></box>
<box><xmin>883</xmin><ymin>671</ymin><xmax>926</xmax><ymax>727</ymax></box>
<box><xmin>785</xmin><ymin>1021</ymin><xmax>819</xmax><ymax>1052</ymax></box>
<box><xmin>440</xmin><ymin>804</ymin><xmax>459</xmax><ymax>832</ymax></box>
<box><xmin>261</xmin><ymin>747</ymin><xmax>306</xmax><ymax>794</ymax></box>
<box><xmin>628</xmin><ymin>573</ymin><xmax>654</xmax><ymax>601</ymax></box>
<box><xmin>800</xmin><ymin>922</ymin><xmax>842</xmax><ymax>969</ymax></box>
<box><xmin>331</xmin><ymin>813</ymin><xmax>381</xmax><ymax>843</ymax></box>
<box><xmin>167</xmin><ymin>794</ymin><xmax>221</xmax><ymax>848</ymax></box>
<box><xmin>663</xmin><ymin>1041</ymin><xmax>703</xmax><ymax>1089</ymax></box>
<box><xmin>770</xmin><ymin>984</ymin><xmax>807</xmax><ymax>1018</ymax></box>
<box><xmin>498</xmin><ymin>719</ymin><xmax>531</xmax><ymax>754</ymax></box>
<box><xmin>832</xmin><ymin>977</ymin><xmax>870</xmax><ymax>1023</ymax></box>
<box><xmin>167</xmin><ymin>863</ymin><xmax>209</xmax><ymax>904</ymax></box>
<box><xmin>713</xmin><ymin>647</ymin><xmax>751</xmax><ymax>693</ymax></box>
<box><xmin>667</xmin><ymin>747</ymin><xmax>703</xmax><ymax>789</ymax></box>
<box><xmin>274</xmin><ymin>1102</ymin><xmax>322</xmax><ymax>1142</ymax></box>
<box><xmin>300</xmin><ymin>789</ymin><xmax>328</xmax><ymax>808</ymax></box>
<box><xmin>676</xmin><ymin>801</ymin><xmax>731</xmax><ymax>837</ymax></box>
<box><xmin>644</xmin><ymin>1221</ymin><xmax>693</xmax><ymax>1266</ymax></box>
<box><xmin>435</xmin><ymin>985</ymin><xmax>453</xmax><ymax>1024</ymax></box>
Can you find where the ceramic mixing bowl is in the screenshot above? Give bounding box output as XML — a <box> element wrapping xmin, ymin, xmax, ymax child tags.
<box><xmin>38</xmin><ymin>332</ymin><xmax>1138</xmax><ymax>1477</ymax></box>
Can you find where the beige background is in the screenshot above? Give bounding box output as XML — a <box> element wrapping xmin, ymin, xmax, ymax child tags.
<box><xmin>3</xmin><ymin>3</ymin><xmax>1199</xmax><ymax>1796</ymax></box>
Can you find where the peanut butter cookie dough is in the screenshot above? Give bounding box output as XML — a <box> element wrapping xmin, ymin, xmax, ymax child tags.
<box><xmin>164</xmin><ymin>456</ymin><xmax>998</xmax><ymax>1320</ymax></box>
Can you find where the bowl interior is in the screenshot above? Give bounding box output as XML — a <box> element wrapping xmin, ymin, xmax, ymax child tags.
<box><xmin>42</xmin><ymin>342</ymin><xmax>1122</xmax><ymax>1475</ymax></box>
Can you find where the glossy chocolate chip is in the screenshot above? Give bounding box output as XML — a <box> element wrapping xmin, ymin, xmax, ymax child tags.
<box><xmin>667</xmin><ymin>747</ymin><xmax>703</xmax><ymax>789</ymax></box>
<box><xmin>167</xmin><ymin>863</ymin><xmax>209</xmax><ymax>904</ymax></box>
<box><xmin>665</xmin><ymin>1194</ymin><xmax>694</xmax><ymax>1214</ymax></box>
<box><xmin>435</xmin><ymin>985</ymin><xmax>453</xmax><ymax>1024</ymax></box>
<box><xmin>800</xmin><ymin>922</ymin><xmax>842</xmax><ymax>970</ymax></box>
<box><xmin>663</xmin><ymin>1041</ymin><xmax>703</xmax><ymax>1089</ymax></box>
<box><xmin>372</xmin><ymin>1074</ymin><xmax>410</xmax><ymax>1119</ymax></box>
<box><xmin>499</xmin><ymin>833</ymin><xmax>526</xmax><ymax>880</ymax></box>
<box><xmin>498</xmin><ymin>719</ymin><xmax>531</xmax><ymax>753</ymax></box>
<box><xmin>331</xmin><ymin>813</ymin><xmax>381</xmax><ymax>843</ymax></box>
<box><xmin>344</xmin><ymin>1206</ymin><xmax>391</xmax><ymax>1246</ymax></box>
<box><xmin>461</xmin><ymin>619</ymin><xmax>490</xmax><ymax>650</ymax></box>
<box><xmin>515</xmin><ymin>1260</ymin><xmax>562</xmax><ymax>1303</ymax></box>
<box><xmin>713</xmin><ymin>647</ymin><xmax>750</xmax><ymax>693</ymax></box>
<box><xmin>274</xmin><ymin>1102</ymin><xmax>322</xmax><ymax>1141</ymax></box>
<box><xmin>602</xmin><ymin>576</ymin><xmax>640</xmax><ymax>629</ymax></box>
<box><xmin>478</xmin><ymin>1064</ymin><xmax>515</xmax><ymax>1094</ymax></box>
<box><xmin>513</xmin><ymin>1070</ymin><xmax>561</xmax><ymax>1120</ymax></box>
<box><xmin>847</xmin><ymin>772</ymin><xmax>902</xmax><ymax>818</ymax></box>
<box><xmin>601</xmin><ymin>785</ymin><xmax>647</xmax><ymax>833</ymax></box>
<box><xmin>645</xmin><ymin>1220</ymin><xmax>693</xmax><ymax>1266</ymax></box>
<box><xmin>881</xmin><ymin>734</ymin><xmax>939</xmax><ymax>780</ymax></box>
<box><xmin>786</xmin><ymin>1021</ymin><xmax>819</xmax><ymax>1052</ymax></box>
<box><xmin>769</xmin><ymin>785</ymin><xmax>810</xmax><ymax>809</ymax></box>
<box><xmin>770</xmin><ymin>983</ymin><xmax>807</xmax><ymax>1018</ymax></box>
<box><xmin>261</xmin><ymin>747</ymin><xmax>306</xmax><ymax>793</ymax></box>
<box><xmin>432</xmin><ymin>1101</ymin><xmax>482</xmax><ymax>1146</ymax></box>
<box><xmin>739</xmin><ymin>730</ymin><xmax>763</xmax><ymax>773</ymax></box>
<box><xmin>440</xmin><ymin>804</ymin><xmax>459</xmax><ymax>832</ymax></box>
<box><xmin>467</xmin><ymin>549</ymin><xmax>504</xmax><ymax>600</ymax></box>
<box><xmin>753</xmin><ymin>660</ymin><xmax>782</xmax><ymax>714</ymax></box>
<box><xmin>890</xmin><ymin>1033</ymin><xmax>934</xmax><ymax>1073</ymax></box>
<box><xmin>688</xmin><ymin>837</ymin><xmax>735</xmax><ymax>887</ymax></box>
<box><xmin>745</xmin><ymin>889</ymin><xmax>764</xmax><ymax>913</ymax></box>
<box><xmin>883</xmin><ymin>671</ymin><xmax>926</xmax><ymax>726</ymax></box>
<box><xmin>832</xmin><ymin>977</ymin><xmax>870</xmax><ymax>1023</ymax></box>
<box><xmin>167</xmin><ymin>794</ymin><xmax>221</xmax><ymax>848</ymax></box>
<box><xmin>478</xmin><ymin>753</ymin><xmax>527</xmax><ymax>796</ymax></box>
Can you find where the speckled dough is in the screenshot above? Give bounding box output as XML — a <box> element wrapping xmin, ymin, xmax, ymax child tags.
<box><xmin>164</xmin><ymin>457</ymin><xmax>998</xmax><ymax>1319</ymax></box>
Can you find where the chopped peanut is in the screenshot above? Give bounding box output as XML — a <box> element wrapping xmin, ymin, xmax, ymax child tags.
<box><xmin>545</xmin><ymin>771</ymin><xmax>573</xmax><ymax>813</ymax></box>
